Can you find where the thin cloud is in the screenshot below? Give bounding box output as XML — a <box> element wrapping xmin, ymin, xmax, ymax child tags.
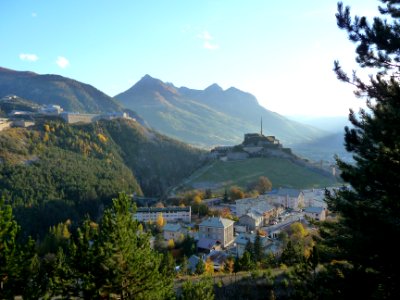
<box><xmin>56</xmin><ymin>56</ymin><xmax>69</xmax><ymax>68</ymax></box>
<box><xmin>31</xmin><ymin>12</ymin><xmax>37</xmax><ymax>17</ymax></box>
<box><xmin>198</xmin><ymin>31</ymin><xmax>213</xmax><ymax>40</ymax></box>
<box><xmin>19</xmin><ymin>53</ymin><xmax>39</xmax><ymax>62</ymax></box>
<box><xmin>204</xmin><ymin>41</ymin><xmax>219</xmax><ymax>50</ymax></box>
<box><xmin>197</xmin><ymin>30</ymin><xmax>219</xmax><ymax>50</ymax></box>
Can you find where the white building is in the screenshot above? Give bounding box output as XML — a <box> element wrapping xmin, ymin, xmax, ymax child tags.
<box><xmin>304</xmin><ymin>206</ymin><xmax>326</xmax><ymax>221</ymax></box>
<box><xmin>236</xmin><ymin>197</ymin><xmax>276</xmax><ymax>227</ymax></box>
<box><xmin>199</xmin><ymin>217</ymin><xmax>235</xmax><ymax>248</ymax></box>
<box><xmin>163</xmin><ymin>223</ymin><xmax>185</xmax><ymax>241</ymax></box>
<box><xmin>302</xmin><ymin>189</ymin><xmax>327</xmax><ymax>208</ymax></box>
<box><xmin>134</xmin><ymin>206</ymin><xmax>191</xmax><ymax>223</ymax></box>
<box><xmin>267</xmin><ymin>188</ymin><xmax>305</xmax><ymax>211</ymax></box>
<box><xmin>39</xmin><ymin>104</ymin><xmax>63</xmax><ymax>115</ymax></box>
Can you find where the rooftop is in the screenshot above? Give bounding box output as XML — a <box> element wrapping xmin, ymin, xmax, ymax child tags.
<box><xmin>163</xmin><ymin>223</ymin><xmax>182</xmax><ymax>232</ymax></box>
<box><xmin>136</xmin><ymin>206</ymin><xmax>191</xmax><ymax>213</ymax></box>
<box><xmin>269</xmin><ymin>188</ymin><xmax>302</xmax><ymax>198</ymax></box>
<box><xmin>199</xmin><ymin>217</ymin><xmax>234</xmax><ymax>228</ymax></box>
<box><xmin>197</xmin><ymin>238</ymin><xmax>220</xmax><ymax>250</ymax></box>
<box><xmin>304</xmin><ymin>206</ymin><xmax>325</xmax><ymax>214</ymax></box>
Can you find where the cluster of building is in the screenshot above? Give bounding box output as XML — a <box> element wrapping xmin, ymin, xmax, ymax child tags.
<box><xmin>0</xmin><ymin>95</ymin><xmax>135</xmax><ymax>130</ymax></box>
<box><xmin>132</xmin><ymin>187</ymin><xmax>332</xmax><ymax>272</ymax></box>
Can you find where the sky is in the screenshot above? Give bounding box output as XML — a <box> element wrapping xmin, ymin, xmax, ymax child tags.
<box><xmin>0</xmin><ymin>0</ymin><xmax>380</xmax><ymax>117</ymax></box>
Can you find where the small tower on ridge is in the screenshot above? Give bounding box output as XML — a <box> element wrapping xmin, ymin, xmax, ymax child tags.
<box><xmin>260</xmin><ymin>116</ymin><xmax>263</xmax><ymax>136</ymax></box>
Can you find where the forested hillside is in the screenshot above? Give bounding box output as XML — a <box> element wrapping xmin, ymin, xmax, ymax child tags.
<box><xmin>0</xmin><ymin>118</ymin><xmax>204</xmax><ymax>238</ymax></box>
<box><xmin>101</xmin><ymin>118</ymin><xmax>205</xmax><ymax>196</ymax></box>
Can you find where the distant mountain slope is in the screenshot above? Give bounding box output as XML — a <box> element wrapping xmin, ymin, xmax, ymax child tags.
<box><xmin>115</xmin><ymin>75</ymin><xmax>325</xmax><ymax>148</ymax></box>
<box><xmin>287</xmin><ymin>115</ymin><xmax>349</xmax><ymax>133</ymax></box>
<box><xmin>292</xmin><ymin>131</ymin><xmax>353</xmax><ymax>163</ymax></box>
<box><xmin>0</xmin><ymin>67</ymin><xmax>123</xmax><ymax>113</ymax></box>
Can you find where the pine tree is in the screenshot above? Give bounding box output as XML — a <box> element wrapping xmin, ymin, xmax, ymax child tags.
<box><xmin>0</xmin><ymin>198</ymin><xmax>21</xmax><ymax>298</ymax></box>
<box><xmin>160</xmin><ymin>251</ymin><xmax>176</xmax><ymax>278</ymax></box>
<box><xmin>181</xmin><ymin>276</ymin><xmax>215</xmax><ymax>300</ymax></box>
<box><xmin>239</xmin><ymin>251</ymin><xmax>253</xmax><ymax>271</ymax></box>
<box><xmin>319</xmin><ymin>1</ymin><xmax>400</xmax><ymax>298</ymax></box>
<box><xmin>88</xmin><ymin>193</ymin><xmax>174</xmax><ymax>299</ymax></box>
<box><xmin>180</xmin><ymin>256</ymin><xmax>189</xmax><ymax>276</ymax></box>
<box><xmin>195</xmin><ymin>258</ymin><xmax>206</xmax><ymax>275</ymax></box>
<box><xmin>223</xmin><ymin>188</ymin><xmax>229</xmax><ymax>203</ymax></box>
<box><xmin>253</xmin><ymin>234</ymin><xmax>263</xmax><ymax>263</ymax></box>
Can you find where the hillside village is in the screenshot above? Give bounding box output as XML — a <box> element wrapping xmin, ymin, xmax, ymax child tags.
<box><xmin>133</xmin><ymin>186</ymin><xmax>335</xmax><ymax>274</ymax></box>
<box><xmin>0</xmin><ymin>93</ymin><xmax>337</xmax><ymax>277</ymax></box>
<box><xmin>1</xmin><ymin>0</ymin><xmax>398</xmax><ymax>297</ymax></box>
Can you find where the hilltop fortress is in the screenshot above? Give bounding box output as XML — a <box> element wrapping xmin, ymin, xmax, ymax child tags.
<box><xmin>209</xmin><ymin>117</ymin><xmax>295</xmax><ymax>160</ymax></box>
<box><xmin>210</xmin><ymin>132</ymin><xmax>293</xmax><ymax>161</ymax></box>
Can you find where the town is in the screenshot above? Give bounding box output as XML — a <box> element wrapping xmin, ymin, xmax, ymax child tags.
<box><xmin>132</xmin><ymin>186</ymin><xmax>333</xmax><ymax>275</ymax></box>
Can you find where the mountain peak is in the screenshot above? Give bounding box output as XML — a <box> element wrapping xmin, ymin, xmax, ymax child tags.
<box><xmin>205</xmin><ymin>83</ymin><xmax>223</xmax><ymax>93</ymax></box>
<box><xmin>142</xmin><ymin>74</ymin><xmax>154</xmax><ymax>80</ymax></box>
<box><xmin>132</xmin><ymin>74</ymin><xmax>166</xmax><ymax>90</ymax></box>
<box><xmin>138</xmin><ymin>74</ymin><xmax>160</xmax><ymax>84</ymax></box>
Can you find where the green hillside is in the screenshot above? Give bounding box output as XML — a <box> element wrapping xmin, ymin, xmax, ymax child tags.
<box><xmin>100</xmin><ymin>118</ymin><xmax>206</xmax><ymax>196</ymax></box>
<box><xmin>181</xmin><ymin>157</ymin><xmax>338</xmax><ymax>191</ymax></box>
<box><xmin>0</xmin><ymin>118</ymin><xmax>204</xmax><ymax>238</ymax></box>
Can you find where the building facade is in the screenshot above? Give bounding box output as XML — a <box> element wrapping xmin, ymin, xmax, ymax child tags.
<box><xmin>268</xmin><ymin>188</ymin><xmax>305</xmax><ymax>211</ymax></box>
<box><xmin>134</xmin><ymin>206</ymin><xmax>191</xmax><ymax>223</ymax></box>
<box><xmin>199</xmin><ymin>217</ymin><xmax>234</xmax><ymax>248</ymax></box>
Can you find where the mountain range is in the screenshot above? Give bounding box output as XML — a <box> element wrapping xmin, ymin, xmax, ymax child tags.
<box><xmin>116</xmin><ymin>75</ymin><xmax>325</xmax><ymax>147</ymax></box>
<box><xmin>0</xmin><ymin>67</ymin><xmax>346</xmax><ymax>160</ymax></box>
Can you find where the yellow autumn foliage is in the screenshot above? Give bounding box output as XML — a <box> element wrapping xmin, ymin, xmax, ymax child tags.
<box><xmin>97</xmin><ymin>133</ymin><xmax>108</xmax><ymax>143</ymax></box>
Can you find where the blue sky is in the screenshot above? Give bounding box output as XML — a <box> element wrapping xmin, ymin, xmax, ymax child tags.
<box><xmin>0</xmin><ymin>0</ymin><xmax>379</xmax><ymax>117</ymax></box>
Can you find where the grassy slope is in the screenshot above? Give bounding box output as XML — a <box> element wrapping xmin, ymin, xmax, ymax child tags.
<box><xmin>183</xmin><ymin>157</ymin><xmax>338</xmax><ymax>191</ymax></box>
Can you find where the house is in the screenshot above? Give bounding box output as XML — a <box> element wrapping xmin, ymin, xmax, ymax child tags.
<box><xmin>134</xmin><ymin>206</ymin><xmax>191</xmax><ymax>223</ymax></box>
<box><xmin>304</xmin><ymin>206</ymin><xmax>326</xmax><ymax>221</ymax></box>
<box><xmin>268</xmin><ymin>188</ymin><xmax>305</xmax><ymax>211</ymax></box>
<box><xmin>234</xmin><ymin>232</ymin><xmax>270</xmax><ymax>258</ymax></box>
<box><xmin>236</xmin><ymin>197</ymin><xmax>276</xmax><ymax>226</ymax></box>
<box><xmin>199</xmin><ymin>217</ymin><xmax>235</xmax><ymax>248</ymax></box>
<box><xmin>239</xmin><ymin>212</ymin><xmax>263</xmax><ymax>230</ymax></box>
<box><xmin>206</xmin><ymin>251</ymin><xmax>229</xmax><ymax>271</ymax></box>
<box><xmin>163</xmin><ymin>223</ymin><xmax>185</xmax><ymax>241</ymax></box>
<box><xmin>302</xmin><ymin>189</ymin><xmax>327</xmax><ymax>208</ymax></box>
<box><xmin>197</xmin><ymin>238</ymin><xmax>221</xmax><ymax>253</ymax></box>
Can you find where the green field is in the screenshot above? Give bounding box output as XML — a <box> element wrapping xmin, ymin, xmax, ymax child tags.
<box><xmin>183</xmin><ymin>157</ymin><xmax>338</xmax><ymax>191</ymax></box>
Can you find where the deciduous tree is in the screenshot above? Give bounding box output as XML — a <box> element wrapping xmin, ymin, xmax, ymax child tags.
<box><xmin>229</xmin><ymin>186</ymin><xmax>245</xmax><ymax>201</ymax></box>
